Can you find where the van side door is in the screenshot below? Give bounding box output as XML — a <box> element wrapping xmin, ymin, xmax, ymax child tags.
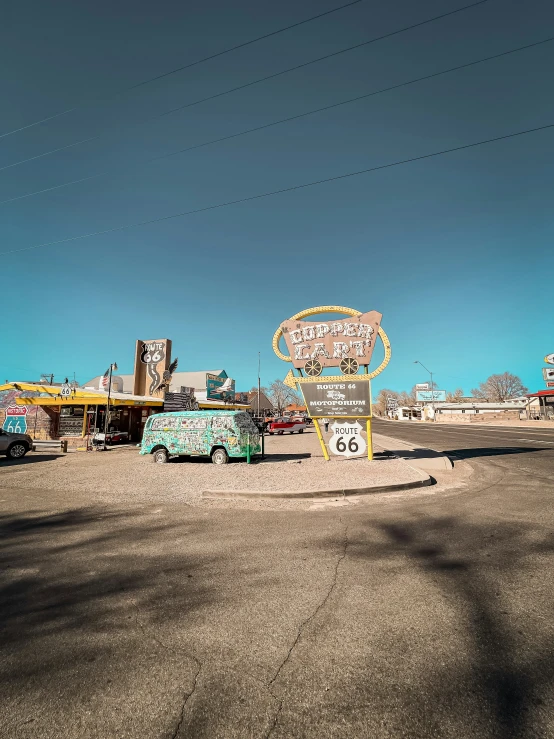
<box><xmin>179</xmin><ymin>417</ymin><xmax>210</xmax><ymax>456</ymax></box>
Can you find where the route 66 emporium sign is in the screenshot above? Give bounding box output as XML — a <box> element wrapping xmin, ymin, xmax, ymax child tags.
<box><xmin>329</xmin><ymin>420</ymin><xmax>366</xmax><ymax>458</ymax></box>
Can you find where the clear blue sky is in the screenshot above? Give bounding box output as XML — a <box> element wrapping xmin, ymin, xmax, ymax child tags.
<box><xmin>1</xmin><ymin>0</ymin><xmax>552</xmax><ymax>395</ymax></box>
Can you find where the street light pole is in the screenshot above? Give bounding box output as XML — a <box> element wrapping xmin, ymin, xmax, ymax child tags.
<box><xmin>102</xmin><ymin>362</ymin><xmax>118</xmax><ymax>450</ymax></box>
<box><xmin>257</xmin><ymin>352</ymin><xmax>261</xmax><ymax>417</ymax></box>
<box><xmin>414</xmin><ymin>360</ymin><xmax>435</xmax><ymax>421</ymax></box>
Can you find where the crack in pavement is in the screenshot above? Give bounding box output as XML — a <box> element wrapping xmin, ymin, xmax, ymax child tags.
<box><xmin>171</xmin><ymin>661</ymin><xmax>202</xmax><ymax>739</ymax></box>
<box><xmin>128</xmin><ymin>599</ymin><xmax>203</xmax><ymax>738</ymax></box>
<box><xmin>264</xmin><ymin>521</ymin><xmax>349</xmax><ymax>738</ymax></box>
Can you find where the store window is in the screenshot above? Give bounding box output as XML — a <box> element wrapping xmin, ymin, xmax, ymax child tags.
<box><xmin>59</xmin><ymin>406</ymin><xmax>85</xmax><ymax>436</ymax></box>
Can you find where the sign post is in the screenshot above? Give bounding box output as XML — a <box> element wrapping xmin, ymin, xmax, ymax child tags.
<box><xmin>272</xmin><ymin>306</ymin><xmax>391</xmax><ymax>461</ymax></box>
<box><xmin>312</xmin><ymin>418</ymin><xmax>330</xmax><ymax>461</ymax></box>
<box><xmin>366</xmin><ymin>419</ymin><xmax>373</xmax><ymax>460</ymax></box>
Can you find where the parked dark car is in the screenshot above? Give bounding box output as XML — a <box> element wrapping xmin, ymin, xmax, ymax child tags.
<box><xmin>0</xmin><ymin>428</ymin><xmax>34</xmax><ymax>459</ymax></box>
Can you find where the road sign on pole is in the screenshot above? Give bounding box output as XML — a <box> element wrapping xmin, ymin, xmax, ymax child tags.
<box><xmin>329</xmin><ymin>420</ymin><xmax>366</xmax><ymax>458</ymax></box>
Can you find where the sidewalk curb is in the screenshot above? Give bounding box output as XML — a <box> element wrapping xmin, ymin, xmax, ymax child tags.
<box><xmin>202</xmin><ymin>473</ymin><xmax>432</xmax><ymax>500</ymax></box>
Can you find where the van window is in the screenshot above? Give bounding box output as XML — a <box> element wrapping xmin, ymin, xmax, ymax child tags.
<box><xmin>180</xmin><ymin>418</ymin><xmax>208</xmax><ymax>430</ymax></box>
<box><xmin>211</xmin><ymin>416</ymin><xmax>233</xmax><ymax>430</ymax></box>
<box><xmin>151</xmin><ymin>416</ymin><xmax>179</xmax><ymax>430</ymax></box>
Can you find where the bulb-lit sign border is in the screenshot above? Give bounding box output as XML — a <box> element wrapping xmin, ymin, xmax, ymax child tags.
<box><xmin>273</xmin><ymin>305</ymin><xmax>391</xmax><ymax>388</ymax></box>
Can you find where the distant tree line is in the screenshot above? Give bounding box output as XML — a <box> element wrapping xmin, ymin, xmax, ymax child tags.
<box><xmin>374</xmin><ymin>372</ymin><xmax>528</xmax><ymax>415</ymax></box>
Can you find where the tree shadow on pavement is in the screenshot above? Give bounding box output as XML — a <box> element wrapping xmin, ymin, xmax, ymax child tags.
<box><xmin>0</xmin><ymin>508</ymin><xmax>218</xmax><ymax>681</ymax></box>
<box><xmin>346</xmin><ymin>516</ymin><xmax>554</xmax><ymax>738</ymax></box>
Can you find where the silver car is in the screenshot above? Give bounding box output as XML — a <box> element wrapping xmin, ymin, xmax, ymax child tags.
<box><xmin>0</xmin><ymin>428</ymin><xmax>34</xmax><ymax>459</ymax></box>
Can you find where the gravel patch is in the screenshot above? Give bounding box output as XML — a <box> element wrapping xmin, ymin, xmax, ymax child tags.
<box><xmin>0</xmin><ymin>429</ymin><xmax>427</xmax><ymax>508</ymax></box>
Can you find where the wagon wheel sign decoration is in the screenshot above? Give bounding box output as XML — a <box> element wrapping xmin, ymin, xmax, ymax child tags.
<box><xmin>272</xmin><ymin>306</ymin><xmax>391</xmax><ymax>461</ymax></box>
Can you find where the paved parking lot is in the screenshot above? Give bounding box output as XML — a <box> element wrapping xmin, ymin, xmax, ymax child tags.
<box><xmin>1</xmin><ymin>423</ymin><xmax>553</xmax><ymax>738</ymax></box>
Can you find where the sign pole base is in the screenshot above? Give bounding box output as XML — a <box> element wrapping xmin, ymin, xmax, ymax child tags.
<box><xmin>366</xmin><ymin>418</ymin><xmax>373</xmax><ymax>461</ymax></box>
<box><xmin>313</xmin><ymin>419</ymin><xmax>330</xmax><ymax>461</ymax></box>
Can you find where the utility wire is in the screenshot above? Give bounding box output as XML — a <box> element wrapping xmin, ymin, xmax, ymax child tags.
<box><xmin>0</xmin><ymin>0</ymin><xmax>488</xmax><ymax>172</ymax></box>
<box><xmin>2</xmin><ymin>120</ymin><xmax>552</xmax><ymax>257</ymax></box>
<box><xmin>2</xmin><ymin>35</ymin><xmax>550</xmax><ymax>206</ymax></box>
<box><xmin>0</xmin><ymin>0</ymin><xmax>363</xmax><ymax>140</ymax></box>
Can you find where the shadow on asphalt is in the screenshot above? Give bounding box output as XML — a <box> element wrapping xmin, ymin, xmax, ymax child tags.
<box><xmin>344</xmin><ymin>516</ymin><xmax>554</xmax><ymax>738</ymax></box>
<box><xmin>0</xmin><ymin>508</ymin><xmax>215</xmax><ymax>662</ymax></box>
<box><xmin>0</xmin><ymin>454</ymin><xmax>64</xmax><ymax>467</ymax></box>
<box><xmin>442</xmin><ymin>446</ymin><xmax>548</xmax><ymax>461</ymax></box>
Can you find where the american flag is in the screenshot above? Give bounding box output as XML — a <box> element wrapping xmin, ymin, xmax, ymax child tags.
<box><xmin>101</xmin><ymin>368</ymin><xmax>110</xmax><ymax>388</ymax></box>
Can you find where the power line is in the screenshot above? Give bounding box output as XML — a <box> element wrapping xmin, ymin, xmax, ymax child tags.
<box><xmin>2</xmin><ymin>120</ymin><xmax>552</xmax><ymax>257</ymax></box>
<box><xmin>2</xmin><ymin>35</ymin><xmax>550</xmax><ymax>206</ymax></box>
<box><xmin>0</xmin><ymin>0</ymin><xmax>363</xmax><ymax>141</ymax></box>
<box><xmin>0</xmin><ymin>0</ymin><xmax>488</xmax><ymax>173</ymax></box>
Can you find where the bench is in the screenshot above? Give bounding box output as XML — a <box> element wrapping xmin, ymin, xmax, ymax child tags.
<box><xmin>32</xmin><ymin>440</ymin><xmax>68</xmax><ymax>453</ymax></box>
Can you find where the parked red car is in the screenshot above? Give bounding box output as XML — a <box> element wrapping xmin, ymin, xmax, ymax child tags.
<box><xmin>267</xmin><ymin>417</ymin><xmax>306</xmax><ymax>435</ymax></box>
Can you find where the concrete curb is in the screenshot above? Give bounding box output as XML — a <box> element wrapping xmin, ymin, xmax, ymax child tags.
<box><xmin>202</xmin><ymin>473</ymin><xmax>432</xmax><ymax>500</ymax></box>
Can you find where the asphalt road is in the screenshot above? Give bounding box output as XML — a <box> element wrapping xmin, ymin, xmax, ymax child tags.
<box><xmin>1</xmin><ymin>422</ymin><xmax>553</xmax><ymax>738</ymax></box>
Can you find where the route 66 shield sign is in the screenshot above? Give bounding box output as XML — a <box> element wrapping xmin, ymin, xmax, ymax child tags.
<box><xmin>329</xmin><ymin>420</ymin><xmax>366</xmax><ymax>458</ymax></box>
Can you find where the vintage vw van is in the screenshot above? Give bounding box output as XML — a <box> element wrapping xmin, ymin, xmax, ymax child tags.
<box><xmin>140</xmin><ymin>410</ymin><xmax>261</xmax><ymax>464</ymax></box>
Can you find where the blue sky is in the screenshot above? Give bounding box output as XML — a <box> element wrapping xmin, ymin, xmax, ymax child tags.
<box><xmin>1</xmin><ymin>0</ymin><xmax>552</xmax><ymax>395</ymax></box>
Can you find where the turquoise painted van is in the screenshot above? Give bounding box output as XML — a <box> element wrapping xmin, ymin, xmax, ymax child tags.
<box><xmin>140</xmin><ymin>410</ymin><xmax>261</xmax><ymax>464</ymax></box>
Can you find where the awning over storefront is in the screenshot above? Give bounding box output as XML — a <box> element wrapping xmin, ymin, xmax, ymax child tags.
<box><xmin>0</xmin><ymin>383</ymin><xmax>249</xmax><ymax>410</ymax></box>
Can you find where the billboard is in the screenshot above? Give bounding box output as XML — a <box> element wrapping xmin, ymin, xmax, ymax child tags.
<box><xmin>416</xmin><ymin>390</ymin><xmax>446</xmax><ymax>402</ymax></box>
<box><xmin>206</xmin><ymin>373</ymin><xmax>235</xmax><ymax>402</ymax></box>
<box><xmin>299</xmin><ymin>381</ymin><xmax>372</xmax><ymax>418</ymax></box>
<box><xmin>133</xmin><ymin>338</ymin><xmax>172</xmax><ymax>397</ymax></box>
<box><xmin>280</xmin><ymin>310</ymin><xmax>382</xmax><ymax>375</ymax></box>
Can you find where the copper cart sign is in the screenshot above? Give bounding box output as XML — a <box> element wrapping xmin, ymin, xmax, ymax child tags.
<box><xmin>280</xmin><ymin>310</ymin><xmax>382</xmax><ymax>377</ymax></box>
<box><xmin>272</xmin><ymin>306</ymin><xmax>391</xmax><ymax>461</ymax></box>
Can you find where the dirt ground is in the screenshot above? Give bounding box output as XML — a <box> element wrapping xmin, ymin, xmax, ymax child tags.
<box><xmin>0</xmin><ymin>428</ymin><xmax>429</xmax><ymax>510</ymax></box>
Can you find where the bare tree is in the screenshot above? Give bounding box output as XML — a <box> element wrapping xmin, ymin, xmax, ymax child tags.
<box><xmin>446</xmin><ymin>387</ymin><xmax>464</xmax><ymax>403</ymax></box>
<box><xmin>471</xmin><ymin>373</ymin><xmax>528</xmax><ymax>402</ymax></box>
<box><xmin>268</xmin><ymin>379</ymin><xmax>301</xmax><ymax>415</ymax></box>
<box><xmin>398</xmin><ymin>385</ymin><xmax>417</xmax><ymax>407</ymax></box>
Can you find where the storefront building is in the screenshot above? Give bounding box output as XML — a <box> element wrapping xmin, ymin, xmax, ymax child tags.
<box><xmin>1</xmin><ymin>337</ymin><xmax>249</xmax><ymax>446</ymax></box>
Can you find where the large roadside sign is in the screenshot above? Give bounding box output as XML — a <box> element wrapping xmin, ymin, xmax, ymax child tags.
<box><xmin>543</xmin><ymin>368</ymin><xmax>554</xmax><ymax>382</ymax></box>
<box><xmin>545</xmin><ymin>353</ymin><xmax>554</xmax><ymax>365</ymax></box>
<box><xmin>272</xmin><ymin>305</ymin><xmax>391</xmax><ymax>461</ymax></box>
<box><xmin>299</xmin><ymin>380</ymin><xmax>371</xmax><ymax>418</ymax></box>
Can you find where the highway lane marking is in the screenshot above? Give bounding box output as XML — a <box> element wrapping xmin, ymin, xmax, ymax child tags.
<box><xmin>374</xmin><ymin>424</ymin><xmax>554</xmax><ymax>446</ymax></box>
<box><xmin>376</xmin><ymin>421</ymin><xmax>554</xmax><ymax>438</ymax></box>
<box><xmin>517</xmin><ymin>438</ymin><xmax>554</xmax><ymax>444</ymax></box>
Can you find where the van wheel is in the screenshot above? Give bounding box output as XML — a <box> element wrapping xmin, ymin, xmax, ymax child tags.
<box><xmin>299</xmin><ymin>429</ymin><xmax>304</xmax><ymax>433</ymax></box>
<box><xmin>278</xmin><ymin>431</ymin><xmax>284</xmax><ymax>435</ymax></box>
<box><xmin>153</xmin><ymin>448</ymin><xmax>169</xmax><ymax>464</ymax></box>
<box><xmin>211</xmin><ymin>448</ymin><xmax>229</xmax><ymax>465</ymax></box>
